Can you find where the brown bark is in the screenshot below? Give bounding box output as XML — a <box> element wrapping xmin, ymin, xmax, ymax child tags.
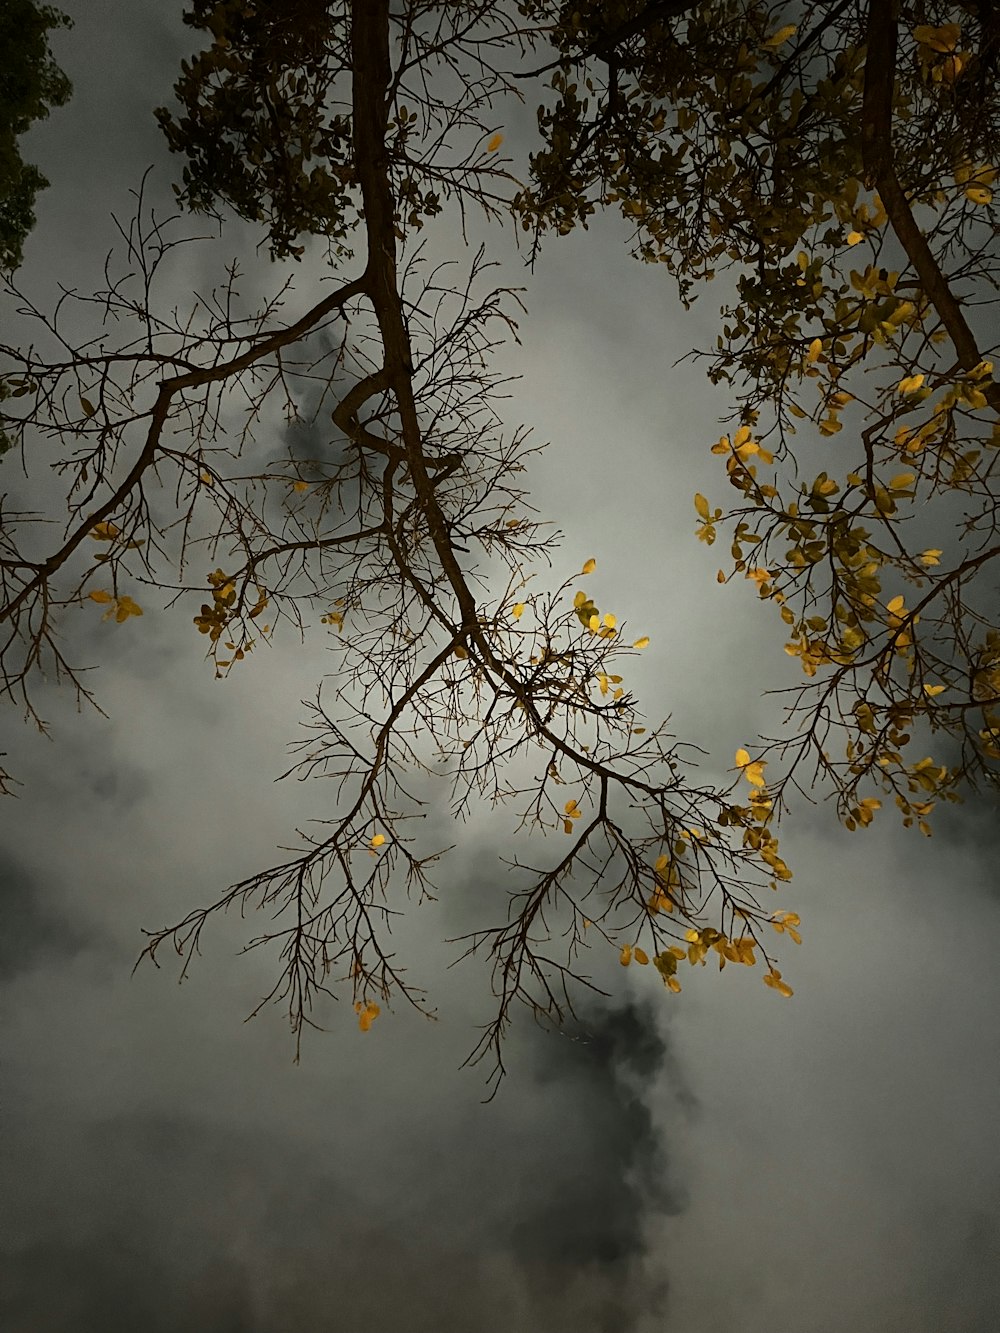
<box><xmin>862</xmin><ymin>0</ymin><xmax>1000</xmax><ymax>408</ymax></box>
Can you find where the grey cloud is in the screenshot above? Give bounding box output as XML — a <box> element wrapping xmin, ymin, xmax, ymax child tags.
<box><xmin>0</xmin><ymin>847</ymin><xmax>93</xmax><ymax>981</ymax></box>
<box><xmin>2</xmin><ymin>995</ymin><xmax>689</xmax><ymax>1333</ymax></box>
<box><xmin>4</xmin><ymin>2</ymin><xmax>1000</xmax><ymax>1332</ymax></box>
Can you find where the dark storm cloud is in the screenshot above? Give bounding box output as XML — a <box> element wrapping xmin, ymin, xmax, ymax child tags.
<box><xmin>512</xmin><ymin>1001</ymin><xmax>687</xmax><ymax>1268</ymax></box>
<box><xmin>2</xmin><ymin>993</ymin><xmax>691</xmax><ymax>1333</ymax></box>
<box><xmin>0</xmin><ymin>847</ymin><xmax>92</xmax><ymax>981</ymax></box>
<box><xmin>504</xmin><ymin>1000</ymin><xmax>689</xmax><ymax>1332</ymax></box>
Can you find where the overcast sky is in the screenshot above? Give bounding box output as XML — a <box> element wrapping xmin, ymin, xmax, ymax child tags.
<box><xmin>3</xmin><ymin>3</ymin><xmax>1000</xmax><ymax>1331</ymax></box>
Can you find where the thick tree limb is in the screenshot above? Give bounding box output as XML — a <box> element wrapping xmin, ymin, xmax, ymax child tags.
<box><xmin>862</xmin><ymin>0</ymin><xmax>1000</xmax><ymax>407</ymax></box>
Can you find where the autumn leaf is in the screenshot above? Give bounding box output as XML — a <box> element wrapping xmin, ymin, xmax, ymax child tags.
<box><xmin>632</xmin><ymin>636</ymin><xmax>650</xmax><ymax>649</ymax></box>
<box><xmin>694</xmin><ymin>492</ymin><xmax>710</xmax><ymax>518</ymax></box>
<box><xmin>87</xmin><ymin>589</ymin><xmax>114</xmax><ymax>603</ymax></box>
<box><xmin>913</xmin><ymin>23</ymin><xmax>960</xmax><ymax>53</ymax></box>
<box><xmin>355</xmin><ymin>1000</ymin><xmax>381</xmax><ymax>1032</ymax></box>
<box><xmin>763</xmin><ymin>23</ymin><xmax>796</xmax><ymax>48</ymax></box>
<box><xmin>763</xmin><ymin>969</ymin><xmax>793</xmax><ymax>997</ymax></box>
<box><xmin>735</xmin><ymin>747</ymin><xmax>766</xmax><ymax>787</ymax></box>
<box><xmin>486</xmin><ymin>132</ymin><xmax>504</xmax><ymax>151</ymax></box>
<box><xmin>370</xmin><ymin>833</ymin><xmax>386</xmax><ymax>848</ymax></box>
<box><xmin>114</xmin><ymin>595</ymin><xmax>143</xmax><ymax>622</ymax></box>
<box><xmin>581</xmin><ymin>557</ymin><xmax>596</xmax><ymax>574</ymax></box>
<box><xmin>512</xmin><ymin>602</ymin><xmax>525</xmax><ymax>619</ymax></box>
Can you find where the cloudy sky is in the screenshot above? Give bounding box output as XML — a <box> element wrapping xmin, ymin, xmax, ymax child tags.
<box><xmin>3</xmin><ymin>3</ymin><xmax>1000</xmax><ymax>1330</ymax></box>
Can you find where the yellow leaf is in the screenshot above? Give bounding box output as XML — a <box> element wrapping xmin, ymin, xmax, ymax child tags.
<box><xmin>913</xmin><ymin>22</ymin><xmax>960</xmax><ymax>52</ymax></box>
<box><xmin>512</xmin><ymin>603</ymin><xmax>525</xmax><ymax>619</ymax></box>
<box><xmin>890</xmin><ymin>472</ymin><xmax>916</xmax><ymax>490</ymax></box>
<box><xmin>763</xmin><ymin>23</ymin><xmax>796</xmax><ymax>48</ymax></box>
<box><xmin>115</xmin><ymin>595</ymin><xmax>143</xmax><ymax>621</ymax></box>
<box><xmin>454</xmin><ymin>644</ymin><xmax>468</xmax><ymax>659</ymax></box>
<box><xmin>923</xmin><ymin>683</ymin><xmax>946</xmax><ymax>696</ymax></box>
<box><xmin>293</xmin><ymin>480</ymin><xmax>309</xmax><ymax>492</ymax></box>
<box><xmin>633</xmin><ymin>947</ymin><xmax>649</xmax><ymax>965</ymax></box>
<box><xmin>588</xmin><ymin>613</ymin><xmax>600</xmax><ymax>632</ymax></box>
<box><xmin>564</xmin><ymin>799</ymin><xmax>579</xmax><ymax>815</ymax></box>
<box><xmin>694</xmin><ymin>492</ymin><xmax>710</xmax><ymax>519</ymax></box>
<box><xmin>603</xmin><ymin>613</ymin><xmax>617</xmax><ymax>628</ymax></box>
<box><xmin>846</xmin><ymin>230</ymin><xmax>864</xmax><ymax>245</ymax></box>
<box><xmin>199</xmin><ymin>471</ymin><xmax>214</xmax><ymax>485</ymax></box>
<box><xmin>918</xmin><ymin>549</ymin><xmax>942</xmax><ymax>567</ymax></box>
<box><xmin>632</xmin><ymin>636</ymin><xmax>650</xmax><ymax>650</ymax></box>
<box><xmin>620</xmin><ymin>944</ymin><xmax>632</xmax><ymax>966</ymax></box>
<box><xmin>89</xmin><ymin>522</ymin><xmax>120</xmax><ymax>541</ymax></box>
<box><xmin>581</xmin><ymin>557</ymin><xmax>596</xmax><ymax>574</ymax></box>
<box><xmin>807</xmin><ymin>337</ymin><xmax>822</xmax><ymax>363</ymax></box>
<box><xmin>486</xmin><ymin>132</ymin><xmax>504</xmax><ymax>152</ymax></box>
<box><xmin>897</xmin><ymin>374</ymin><xmax>925</xmax><ymax>394</ymax></box>
<box><xmin>563</xmin><ymin>819</ymin><xmax>574</xmax><ymax>834</ymax></box>
<box><xmin>886</xmin><ymin>594</ymin><xmax>905</xmax><ymax>615</ymax></box>
<box><xmin>88</xmin><ymin>589</ymin><xmax>114</xmax><ymax>604</ymax></box>
<box><xmin>965</xmin><ymin>186</ymin><xmax>992</xmax><ymax>206</ymax></box>
<box><xmin>763</xmin><ymin>969</ymin><xmax>793</xmax><ymax>997</ymax></box>
<box><xmin>734</xmin><ymin>747</ymin><xmax>751</xmax><ymax>768</ymax></box>
<box><xmin>370</xmin><ymin>833</ymin><xmax>386</xmax><ymax>848</ymax></box>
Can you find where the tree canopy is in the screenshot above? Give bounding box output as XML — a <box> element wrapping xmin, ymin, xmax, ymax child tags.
<box><xmin>0</xmin><ymin>0</ymin><xmax>73</xmax><ymax>272</ymax></box>
<box><xmin>2</xmin><ymin>0</ymin><xmax>998</xmax><ymax>1085</ymax></box>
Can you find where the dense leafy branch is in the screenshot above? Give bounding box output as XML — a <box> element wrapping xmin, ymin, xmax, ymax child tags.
<box><xmin>2</xmin><ymin>0</ymin><xmax>998</xmax><ymax>1082</ymax></box>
